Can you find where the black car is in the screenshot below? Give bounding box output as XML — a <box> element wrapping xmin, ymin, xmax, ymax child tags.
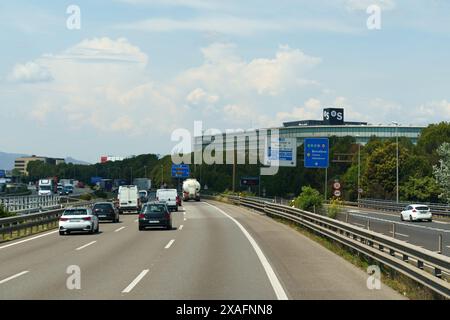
<box><xmin>93</xmin><ymin>202</ymin><xmax>120</xmax><ymax>223</ymax></box>
<box><xmin>139</xmin><ymin>202</ymin><xmax>172</xmax><ymax>231</ymax></box>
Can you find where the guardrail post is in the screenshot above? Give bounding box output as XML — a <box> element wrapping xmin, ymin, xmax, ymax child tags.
<box><xmin>402</xmin><ymin>254</ymin><xmax>408</xmax><ymax>262</ymax></box>
<box><xmin>434</xmin><ymin>267</ymin><xmax>442</xmax><ymax>278</ymax></box>
<box><xmin>345</xmin><ymin>213</ymin><xmax>349</xmax><ymax>223</ymax></box>
<box><xmin>367</xmin><ymin>219</ymin><xmax>370</xmax><ymax>230</ymax></box>
<box><xmin>437</xmin><ymin>234</ymin><xmax>442</xmax><ymax>255</ymax></box>
<box><xmin>417</xmin><ymin>260</ymin><xmax>424</xmax><ymax>270</ymax></box>
<box><xmin>392</xmin><ymin>223</ymin><xmax>396</xmax><ymax>239</ymax></box>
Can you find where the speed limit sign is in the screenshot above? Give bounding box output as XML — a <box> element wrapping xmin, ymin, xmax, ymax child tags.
<box><xmin>333</xmin><ymin>182</ymin><xmax>341</xmax><ymax>190</ymax></box>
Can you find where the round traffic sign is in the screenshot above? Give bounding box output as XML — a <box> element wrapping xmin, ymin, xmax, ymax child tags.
<box><xmin>333</xmin><ymin>182</ymin><xmax>341</xmax><ymax>190</ymax></box>
<box><xmin>333</xmin><ymin>190</ymin><xmax>342</xmax><ymax>197</ymax></box>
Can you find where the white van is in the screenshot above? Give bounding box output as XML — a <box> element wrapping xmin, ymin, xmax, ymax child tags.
<box><xmin>118</xmin><ymin>185</ymin><xmax>140</xmax><ymax>214</ymax></box>
<box><xmin>156</xmin><ymin>189</ymin><xmax>178</xmax><ymax>212</ymax></box>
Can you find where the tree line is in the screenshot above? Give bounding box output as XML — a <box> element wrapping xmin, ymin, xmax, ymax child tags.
<box><xmin>23</xmin><ymin>122</ymin><xmax>450</xmax><ymax>203</ymax></box>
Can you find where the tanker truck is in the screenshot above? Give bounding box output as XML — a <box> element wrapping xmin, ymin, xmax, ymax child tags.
<box><xmin>182</xmin><ymin>179</ymin><xmax>201</xmax><ymax>202</ymax></box>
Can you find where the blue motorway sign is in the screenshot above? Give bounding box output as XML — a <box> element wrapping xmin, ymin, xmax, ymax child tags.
<box><xmin>304</xmin><ymin>138</ymin><xmax>329</xmax><ymax>169</ymax></box>
<box><xmin>171</xmin><ymin>164</ymin><xmax>190</xmax><ymax>178</ymax></box>
<box><xmin>0</xmin><ymin>170</ymin><xmax>5</xmax><ymax>178</ymax></box>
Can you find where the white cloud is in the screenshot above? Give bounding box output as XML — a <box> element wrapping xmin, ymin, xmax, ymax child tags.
<box><xmin>344</xmin><ymin>0</ymin><xmax>396</xmax><ymax>11</ymax></box>
<box><xmin>415</xmin><ymin>100</ymin><xmax>450</xmax><ymax>121</ymax></box>
<box><xmin>117</xmin><ymin>0</ymin><xmax>224</xmax><ymax>10</ymax></box>
<box><xmin>275</xmin><ymin>98</ymin><xmax>323</xmax><ymax>124</ymax></box>
<box><xmin>116</xmin><ymin>16</ymin><xmax>358</xmax><ymax>36</ymax></box>
<box><xmin>44</xmin><ymin>37</ymin><xmax>148</xmax><ymax>65</ymax></box>
<box><xmin>186</xmin><ymin>88</ymin><xmax>219</xmax><ymax>105</ymax></box>
<box><xmin>8</xmin><ymin>61</ymin><xmax>53</xmax><ymax>83</ymax></box>
<box><xmin>177</xmin><ymin>43</ymin><xmax>321</xmax><ymax>97</ymax></box>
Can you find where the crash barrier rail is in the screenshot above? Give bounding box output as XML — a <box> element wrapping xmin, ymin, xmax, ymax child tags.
<box><xmin>0</xmin><ymin>200</ymin><xmax>95</xmax><ymax>243</ymax></box>
<box><xmin>358</xmin><ymin>199</ymin><xmax>450</xmax><ymax>217</ymax></box>
<box><xmin>0</xmin><ymin>195</ymin><xmax>61</xmax><ymax>213</ymax></box>
<box><xmin>204</xmin><ymin>194</ymin><xmax>450</xmax><ymax>298</ymax></box>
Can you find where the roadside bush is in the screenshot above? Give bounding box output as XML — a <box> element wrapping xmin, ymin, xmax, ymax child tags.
<box><xmin>94</xmin><ymin>190</ymin><xmax>107</xmax><ymax>199</ymax></box>
<box><xmin>79</xmin><ymin>193</ymin><xmax>93</xmax><ymax>201</ymax></box>
<box><xmin>0</xmin><ymin>204</ymin><xmax>13</xmax><ymax>218</ymax></box>
<box><xmin>292</xmin><ymin>186</ymin><xmax>323</xmax><ymax>212</ymax></box>
<box><xmin>327</xmin><ymin>198</ymin><xmax>344</xmax><ymax>219</ymax></box>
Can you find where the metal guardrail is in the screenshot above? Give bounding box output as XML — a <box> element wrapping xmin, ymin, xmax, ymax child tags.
<box><xmin>0</xmin><ymin>200</ymin><xmax>95</xmax><ymax>242</ymax></box>
<box><xmin>358</xmin><ymin>199</ymin><xmax>450</xmax><ymax>217</ymax></box>
<box><xmin>205</xmin><ymin>194</ymin><xmax>450</xmax><ymax>299</ymax></box>
<box><xmin>0</xmin><ymin>195</ymin><xmax>61</xmax><ymax>213</ymax></box>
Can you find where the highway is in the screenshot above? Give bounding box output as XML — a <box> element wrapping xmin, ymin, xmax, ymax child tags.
<box><xmin>0</xmin><ymin>201</ymin><xmax>404</xmax><ymax>300</ymax></box>
<box><xmin>338</xmin><ymin>207</ymin><xmax>450</xmax><ymax>256</ymax></box>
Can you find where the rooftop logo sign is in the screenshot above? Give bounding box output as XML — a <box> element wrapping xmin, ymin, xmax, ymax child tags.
<box><xmin>323</xmin><ymin>108</ymin><xmax>344</xmax><ymax>125</ymax></box>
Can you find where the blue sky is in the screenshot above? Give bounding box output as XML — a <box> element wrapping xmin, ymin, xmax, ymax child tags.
<box><xmin>0</xmin><ymin>0</ymin><xmax>449</xmax><ymax>162</ymax></box>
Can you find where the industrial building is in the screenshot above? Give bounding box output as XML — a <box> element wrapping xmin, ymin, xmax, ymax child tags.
<box><xmin>14</xmin><ymin>156</ymin><xmax>65</xmax><ymax>176</ymax></box>
<box><xmin>194</xmin><ymin>108</ymin><xmax>425</xmax><ymax>152</ymax></box>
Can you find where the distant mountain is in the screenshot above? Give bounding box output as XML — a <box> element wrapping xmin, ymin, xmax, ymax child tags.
<box><xmin>0</xmin><ymin>151</ymin><xmax>28</xmax><ymax>170</ymax></box>
<box><xmin>0</xmin><ymin>151</ymin><xmax>91</xmax><ymax>170</ymax></box>
<box><xmin>65</xmin><ymin>157</ymin><xmax>91</xmax><ymax>165</ymax></box>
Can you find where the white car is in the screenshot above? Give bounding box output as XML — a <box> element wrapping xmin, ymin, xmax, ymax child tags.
<box><xmin>156</xmin><ymin>189</ymin><xmax>178</xmax><ymax>212</ymax></box>
<box><xmin>59</xmin><ymin>207</ymin><xmax>99</xmax><ymax>235</ymax></box>
<box><xmin>400</xmin><ymin>204</ymin><xmax>432</xmax><ymax>222</ymax></box>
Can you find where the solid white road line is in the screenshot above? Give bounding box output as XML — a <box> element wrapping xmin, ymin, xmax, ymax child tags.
<box><xmin>179</xmin><ymin>225</ymin><xmax>184</xmax><ymax>231</ymax></box>
<box><xmin>114</xmin><ymin>227</ymin><xmax>126</xmax><ymax>233</ymax></box>
<box><xmin>0</xmin><ymin>230</ymin><xmax>59</xmax><ymax>251</ymax></box>
<box><xmin>434</xmin><ymin>221</ymin><xmax>450</xmax><ymax>225</ymax></box>
<box><xmin>204</xmin><ymin>202</ymin><xmax>289</xmax><ymax>300</ymax></box>
<box><xmin>349</xmin><ymin>213</ymin><xmax>450</xmax><ymax>233</ymax></box>
<box><xmin>122</xmin><ymin>270</ymin><xmax>149</xmax><ymax>293</ymax></box>
<box><xmin>0</xmin><ymin>271</ymin><xmax>29</xmax><ymax>284</ymax></box>
<box><xmin>352</xmin><ymin>222</ymin><xmax>366</xmax><ymax>227</ymax></box>
<box><xmin>388</xmin><ymin>231</ymin><xmax>409</xmax><ymax>237</ymax></box>
<box><xmin>165</xmin><ymin>239</ymin><xmax>175</xmax><ymax>249</ymax></box>
<box><xmin>76</xmin><ymin>241</ymin><xmax>97</xmax><ymax>251</ymax></box>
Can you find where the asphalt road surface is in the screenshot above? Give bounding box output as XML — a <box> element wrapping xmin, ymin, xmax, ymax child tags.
<box><xmin>0</xmin><ymin>201</ymin><xmax>404</xmax><ymax>300</ymax></box>
<box><xmin>338</xmin><ymin>207</ymin><xmax>450</xmax><ymax>256</ymax></box>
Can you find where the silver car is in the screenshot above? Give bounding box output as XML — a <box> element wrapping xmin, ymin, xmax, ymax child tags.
<box><xmin>59</xmin><ymin>207</ymin><xmax>99</xmax><ymax>235</ymax></box>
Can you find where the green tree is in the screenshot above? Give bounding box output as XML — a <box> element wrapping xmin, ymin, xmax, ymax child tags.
<box><xmin>292</xmin><ymin>186</ymin><xmax>323</xmax><ymax>212</ymax></box>
<box><xmin>400</xmin><ymin>176</ymin><xmax>442</xmax><ymax>203</ymax></box>
<box><xmin>433</xmin><ymin>142</ymin><xmax>450</xmax><ymax>203</ymax></box>
<box><xmin>363</xmin><ymin>141</ymin><xmax>409</xmax><ymax>199</ymax></box>
<box><xmin>417</xmin><ymin>122</ymin><xmax>450</xmax><ymax>164</ymax></box>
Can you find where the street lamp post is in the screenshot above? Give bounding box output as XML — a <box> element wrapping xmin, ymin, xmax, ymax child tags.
<box><xmin>358</xmin><ymin>140</ymin><xmax>361</xmax><ymax>202</ymax></box>
<box><xmin>392</xmin><ymin>122</ymin><xmax>400</xmax><ymax>203</ymax></box>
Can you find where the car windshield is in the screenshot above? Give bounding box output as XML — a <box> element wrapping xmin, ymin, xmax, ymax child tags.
<box><xmin>63</xmin><ymin>209</ymin><xmax>88</xmax><ymax>216</ymax></box>
<box><xmin>139</xmin><ymin>192</ymin><xmax>147</xmax><ymax>197</ymax></box>
<box><xmin>416</xmin><ymin>206</ymin><xmax>429</xmax><ymax>211</ymax></box>
<box><xmin>143</xmin><ymin>204</ymin><xmax>166</xmax><ymax>213</ymax></box>
<box><xmin>93</xmin><ymin>204</ymin><xmax>112</xmax><ymax>210</ymax></box>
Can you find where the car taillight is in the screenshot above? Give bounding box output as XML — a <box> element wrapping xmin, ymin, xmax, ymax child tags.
<box><xmin>59</xmin><ymin>218</ymin><xmax>68</xmax><ymax>221</ymax></box>
<box><xmin>83</xmin><ymin>217</ymin><xmax>92</xmax><ymax>221</ymax></box>
<box><xmin>139</xmin><ymin>213</ymin><xmax>145</xmax><ymax>219</ymax></box>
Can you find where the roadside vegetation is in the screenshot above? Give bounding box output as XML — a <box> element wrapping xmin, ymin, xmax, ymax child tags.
<box><xmin>0</xmin><ymin>204</ymin><xmax>14</xmax><ymax>218</ymax></box>
<box><xmin>16</xmin><ymin>122</ymin><xmax>450</xmax><ymax>204</ymax></box>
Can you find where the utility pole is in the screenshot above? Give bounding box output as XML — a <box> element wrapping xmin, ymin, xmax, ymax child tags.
<box><xmin>392</xmin><ymin>122</ymin><xmax>400</xmax><ymax>203</ymax></box>
<box><xmin>358</xmin><ymin>142</ymin><xmax>361</xmax><ymax>201</ymax></box>
<box><xmin>232</xmin><ymin>150</ymin><xmax>236</xmax><ymax>193</ymax></box>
